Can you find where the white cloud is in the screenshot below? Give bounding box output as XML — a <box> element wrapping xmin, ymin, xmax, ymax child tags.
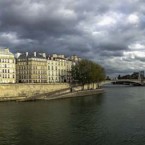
<box><xmin>123</xmin><ymin>51</ymin><xmax>145</xmax><ymax>58</ymax></box>
<box><xmin>97</xmin><ymin>11</ymin><xmax>124</xmax><ymax>27</ymax></box>
<box><xmin>55</xmin><ymin>8</ymin><xmax>77</xmax><ymax>19</ymax></box>
<box><xmin>1</xmin><ymin>32</ymin><xmax>19</xmax><ymax>43</ymax></box>
<box><xmin>98</xmin><ymin>16</ymin><xmax>116</xmax><ymax>26</ymax></box>
<box><xmin>127</xmin><ymin>13</ymin><xmax>139</xmax><ymax>24</ymax></box>
<box><xmin>128</xmin><ymin>43</ymin><xmax>145</xmax><ymax>50</ymax></box>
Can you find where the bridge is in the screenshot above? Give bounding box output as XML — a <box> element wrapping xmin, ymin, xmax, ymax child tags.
<box><xmin>102</xmin><ymin>79</ymin><xmax>144</xmax><ymax>86</ymax></box>
<box><xmin>102</xmin><ymin>71</ymin><xmax>145</xmax><ymax>86</ymax></box>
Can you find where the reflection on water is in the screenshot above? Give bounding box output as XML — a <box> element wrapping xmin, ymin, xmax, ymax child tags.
<box><xmin>1</xmin><ymin>86</ymin><xmax>145</xmax><ymax>145</ymax></box>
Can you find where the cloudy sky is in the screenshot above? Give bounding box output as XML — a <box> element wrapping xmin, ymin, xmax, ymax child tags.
<box><xmin>0</xmin><ymin>0</ymin><xmax>145</xmax><ymax>76</ymax></box>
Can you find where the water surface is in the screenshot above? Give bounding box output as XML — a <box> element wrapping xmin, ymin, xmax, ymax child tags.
<box><xmin>1</xmin><ymin>86</ymin><xmax>145</xmax><ymax>145</ymax></box>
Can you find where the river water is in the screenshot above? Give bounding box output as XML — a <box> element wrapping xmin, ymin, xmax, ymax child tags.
<box><xmin>1</xmin><ymin>86</ymin><xmax>145</xmax><ymax>145</ymax></box>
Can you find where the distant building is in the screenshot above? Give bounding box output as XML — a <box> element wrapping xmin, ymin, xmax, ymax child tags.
<box><xmin>0</xmin><ymin>48</ymin><xmax>16</xmax><ymax>83</ymax></box>
<box><xmin>16</xmin><ymin>52</ymin><xmax>48</xmax><ymax>83</ymax></box>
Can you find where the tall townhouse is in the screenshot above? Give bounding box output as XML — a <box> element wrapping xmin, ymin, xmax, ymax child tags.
<box><xmin>0</xmin><ymin>48</ymin><xmax>16</xmax><ymax>83</ymax></box>
<box><xmin>47</xmin><ymin>54</ymin><xmax>73</xmax><ymax>83</ymax></box>
<box><xmin>47</xmin><ymin>55</ymin><xmax>58</xmax><ymax>83</ymax></box>
<box><xmin>16</xmin><ymin>52</ymin><xmax>48</xmax><ymax>83</ymax></box>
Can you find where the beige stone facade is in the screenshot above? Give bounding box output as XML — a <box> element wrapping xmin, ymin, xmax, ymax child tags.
<box><xmin>0</xmin><ymin>48</ymin><xmax>16</xmax><ymax>83</ymax></box>
<box><xmin>16</xmin><ymin>52</ymin><xmax>47</xmax><ymax>83</ymax></box>
<box><xmin>16</xmin><ymin>51</ymin><xmax>81</xmax><ymax>84</ymax></box>
<box><xmin>47</xmin><ymin>54</ymin><xmax>73</xmax><ymax>83</ymax></box>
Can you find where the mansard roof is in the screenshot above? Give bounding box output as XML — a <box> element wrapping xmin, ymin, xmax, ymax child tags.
<box><xmin>18</xmin><ymin>52</ymin><xmax>46</xmax><ymax>59</ymax></box>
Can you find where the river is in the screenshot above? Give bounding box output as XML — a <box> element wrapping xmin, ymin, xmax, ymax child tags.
<box><xmin>1</xmin><ymin>86</ymin><xmax>145</xmax><ymax>145</ymax></box>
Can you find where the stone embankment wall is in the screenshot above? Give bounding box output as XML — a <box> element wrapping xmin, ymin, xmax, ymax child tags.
<box><xmin>0</xmin><ymin>83</ymin><xmax>70</xmax><ymax>100</ymax></box>
<box><xmin>0</xmin><ymin>83</ymin><xmax>99</xmax><ymax>101</ymax></box>
<box><xmin>74</xmin><ymin>83</ymin><xmax>98</xmax><ymax>91</ymax></box>
<box><xmin>43</xmin><ymin>89</ymin><xmax>104</xmax><ymax>101</ymax></box>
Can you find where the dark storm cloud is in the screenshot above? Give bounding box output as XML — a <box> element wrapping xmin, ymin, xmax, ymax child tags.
<box><xmin>0</xmin><ymin>1</ymin><xmax>78</xmax><ymax>36</ymax></box>
<box><xmin>0</xmin><ymin>0</ymin><xmax>145</xmax><ymax>76</ymax></box>
<box><xmin>98</xmin><ymin>42</ymin><xmax>128</xmax><ymax>51</ymax></box>
<box><xmin>99</xmin><ymin>50</ymin><xmax>123</xmax><ymax>57</ymax></box>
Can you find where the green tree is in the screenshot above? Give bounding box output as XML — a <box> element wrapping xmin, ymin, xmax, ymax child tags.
<box><xmin>71</xmin><ymin>59</ymin><xmax>105</xmax><ymax>89</ymax></box>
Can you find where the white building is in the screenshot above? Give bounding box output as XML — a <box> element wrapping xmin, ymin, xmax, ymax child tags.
<box><xmin>47</xmin><ymin>54</ymin><xmax>81</xmax><ymax>83</ymax></box>
<box><xmin>15</xmin><ymin>51</ymin><xmax>81</xmax><ymax>84</ymax></box>
<box><xmin>0</xmin><ymin>48</ymin><xmax>16</xmax><ymax>83</ymax></box>
<box><xmin>16</xmin><ymin>52</ymin><xmax>48</xmax><ymax>83</ymax></box>
<box><xmin>47</xmin><ymin>54</ymin><xmax>73</xmax><ymax>83</ymax></box>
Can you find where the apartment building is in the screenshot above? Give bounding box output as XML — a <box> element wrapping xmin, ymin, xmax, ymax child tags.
<box><xmin>0</xmin><ymin>48</ymin><xmax>16</xmax><ymax>83</ymax></box>
<box><xmin>16</xmin><ymin>50</ymin><xmax>81</xmax><ymax>84</ymax></box>
<box><xmin>16</xmin><ymin>52</ymin><xmax>47</xmax><ymax>83</ymax></box>
<box><xmin>47</xmin><ymin>54</ymin><xmax>73</xmax><ymax>83</ymax></box>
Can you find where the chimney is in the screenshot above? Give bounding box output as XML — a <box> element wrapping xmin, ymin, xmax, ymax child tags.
<box><xmin>26</xmin><ymin>52</ymin><xmax>28</xmax><ymax>57</ymax></box>
<box><xmin>43</xmin><ymin>53</ymin><xmax>46</xmax><ymax>58</ymax></box>
<box><xmin>34</xmin><ymin>52</ymin><xmax>36</xmax><ymax>57</ymax></box>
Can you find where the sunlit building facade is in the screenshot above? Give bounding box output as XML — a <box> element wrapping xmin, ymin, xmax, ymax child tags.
<box><xmin>0</xmin><ymin>48</ymin><xmax>16</xmax><ymax>83</ymax></box>
<box><xmin>16</xmin><ymin>51</ymin><xmax>81</xmax><ymax>84</ymax></box>
<box><xmin>47</xmin><ymin>54</ymin><xmax>73</xmax><ymax>83</ymax></box>
<box><xmin>16</xmin><ymin>52</ymin><xmax>48</xmax><ymax>83</ymax></box>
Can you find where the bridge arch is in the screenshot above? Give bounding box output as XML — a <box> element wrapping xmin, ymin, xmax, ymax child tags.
<box><xmin>101</xmin><ymin>79</ymin><xmax>144</xmax><ymax>86</ymax></box>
